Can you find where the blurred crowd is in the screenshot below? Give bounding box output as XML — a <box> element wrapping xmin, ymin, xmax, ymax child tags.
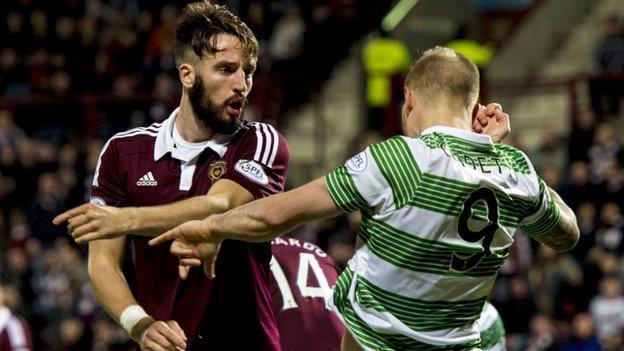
<box><xmin>590</xmin><ymin>14</ymin><xmax>624</xmax><ymax>122</ymax></box>
<box><xmin>1</xmin><ymin>0</ymin><xmax>624</xmax><ymax>350</ymax></box>
<box><xmin>0</xmin><ymin>0</ymin><xmax>376</xmax><ymax>133</ymax></box>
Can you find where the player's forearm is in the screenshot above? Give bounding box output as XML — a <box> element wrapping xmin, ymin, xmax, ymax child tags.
<box><xmin>538</xmin><ymin>187</ymin><xmax>580</xmax><ymax>252</ymax></box>
<box><xmin>208</xmin><ymin>178</ymin><xmax>341</xmax><ymax>243</ymax></box>
<box><xmin>128</xmin><ymin>195</ymin><xmax>231</xmax><ymax>236</ymax></box>
<box><xmin>209</xmin><ymin>198</ymin><xmax>297</xmax><ymax>243</ymax></box>
<box><xmin>87</xmin><ymin>255</ymin><xmax>139</xmax><ymax>322</ymax></box>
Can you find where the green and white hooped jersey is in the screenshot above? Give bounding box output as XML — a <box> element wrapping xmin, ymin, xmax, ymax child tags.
<box><xmin>476</xmin><ymin>302</ymin><xmax>505</xmax><ymax>351</ymax></box>
<box><xmin>324</xmin><ymin>126</ymin><xmax>558</xmax><ymax>351</ymax></box>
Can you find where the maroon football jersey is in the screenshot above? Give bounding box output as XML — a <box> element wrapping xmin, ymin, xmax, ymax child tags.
<box><xmin>0</xmin><ymin>308</ymin><xmax>32</xmax><ymax>351</ymax></box>
<box><xmin>269</xmin><ymin>236</ymin><xmax>345</xmax><ymax>351</ymax></box>
<box><xmin>90</xmin><ymin>109</ymin><xmax>289</xmax><ymax>350</ymax></box>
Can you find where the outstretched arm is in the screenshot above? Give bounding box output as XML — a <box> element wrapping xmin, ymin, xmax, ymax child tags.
<box><xmin>210</xmin><ymin>177</ymin><xmax>342</xmax><ymax>242</ymax></box>
<box><xmin>53</xmin><ymin>179</ymin><xmax>253</xmax><ymax>243</ymax></box>
<box><xmin>126</xmin><ymin>179</ymin><xmax>253</xmax><ymax>236</ymax></box>
<box><xmin>149</xmin><ymin>178</ymin><xmax>342</xmax><ymax>275</ymax></box>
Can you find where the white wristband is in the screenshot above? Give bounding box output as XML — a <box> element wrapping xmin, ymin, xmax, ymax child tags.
<box><xmin>119</xmin><ymin>305</ymin><xmax>149</xmax><ymax>336</ymax></box>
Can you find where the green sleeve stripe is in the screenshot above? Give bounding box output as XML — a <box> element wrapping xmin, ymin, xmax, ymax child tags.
<box><xmin>370</xmin><ymin>137</ymin><xmax>421</xmax><ymax>208</ymax></box>
<box><xmin>521</xmin><ymin>179</ymin><xmax>561</xmax><ymax>236</ymax></box>
<box><xmin>479</xmin><ymin>316</ymin><xmax>505</xmax><ymax>349</ymax></box>
<box><xmin>325</xmin><ymin>166</ymin><xmax>367</xmax><ymax>212</ymax></box>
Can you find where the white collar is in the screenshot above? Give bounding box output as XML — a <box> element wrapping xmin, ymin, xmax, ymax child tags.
<box><xmin>0</xmin><ymin>307</ymin><xmax>11</xmax><ymax>333</ymax></box>
<box><xmin>154</xmin><ymin>107</ymin><xmax>234</xmax><ymax>161</ymax></box>
<box><xmin>420</xmin><ymin>126</ymin><xmax>493</xmax><ymax>144</ymax></box>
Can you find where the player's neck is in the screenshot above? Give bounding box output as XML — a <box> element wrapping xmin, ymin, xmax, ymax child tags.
<box><xmin>416</xmin><ymin>105</ymin><xmax>471</xmax><ymax>135</ymax></box>
<box><xmin>175</xmin><ymin>101</ymin><xmax>215</xmax><ymax>142</ymax></box>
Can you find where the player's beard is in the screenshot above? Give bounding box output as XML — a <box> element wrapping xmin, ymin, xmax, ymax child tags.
<box><xmin>189</xmin><ymin>74</ymin><xmax>244</xmax><ymax>134</ymax></box>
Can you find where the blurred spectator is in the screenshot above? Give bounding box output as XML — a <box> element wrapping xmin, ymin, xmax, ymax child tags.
<box><xmin>553</xmin><ymin>263</ymin><xmax>593</xmax><ymax>321</ymax></box>
<box><xmin>524</xmin><ymin>314</ymin><xmax>558</xmax><ymax>351</ymax></box>
<box><xmin>599</xmin><ymin>163</ymin><xmax>624</xmax><ymax>209</ymax></box>
<box><xmin>594</xmin><ymin>202</ymin><xmax>624</xmax><ymax>254</ymax></box>
<box><xmin>5</xmin><ymin>247</ymin><xmax>35</xmax><ymax>314</ymax></box>
<box><xmin>303</xmin><ymin>3</ymin><xmax>352</xmax><ymax>86</ymax></box>
<box><xmin>568</xmin><ymin>109</ymin><xmax>596</xmax><ymax>164</ymax></box>
<box><xmin>0</xmin><ymin>282</ymin><xmax>33</xmax><ymax>351</ymax></box>
<box><xmin>267</xmin><ymin>4</ymin><xmax>306</xmax><ymax>111</ymax></box>
<box><xmin>498</xmin><ymin>275</ymin><xmax>537</xmax><ymax>334</ymax></box>
<box><xmin>588</xmin><ymin>276</ymin><xmax>624</xmax><ymax>347</ymax></box>
<box><xmin>594</xmin><ymin>15</ymin><xmax>624</xmax><ymax>73</ymax></box>
<box><xmin>559</xmin><ymin>313</ymin><xmax>602</xmax><ymax>351</ymax></box>
<box><xmin>362</xmin><ymin>28</ymin><xmax>410</xmax><ymax>135</ymax></box>
<box><xmin>143</xmin><ymin>4</ymin><xmax>178</xmax><ymax>79</ymax></box>
<box><xmin>0</xmin><ymin>109</ymin><xmax>25</xmax><ymax>150</ymax></box>
<box><xmin>244</xmin><ymin>2</ymin><xmax>273</xmax><ymax>52</ymax></box>
<box><xmin>269</xmin><ymin>4</ymin><xmax>305</xmax><ymax>67</ymax></box>
<box><xmin>586</xmin><ymin>249</ymin><xmax>620</xmax><ymax>289</ymax></box>
<box><xmin>559</xmin><ymin>161</ymin><xmax>602</xmax><ymax>210</ymax></box>
<box><xmin>591</xmin><ymin>15</ymin><xmax>624</xmax><ymax>118</ymax></box>
<box><xmin>531</xmin><ymin>124</ymin><xmax>565</xmax><ymax>172</ymax></box>
<box><xmin>538</xmin><ymin>164</ymin><xmax>562</xmax><ymax>192</ymax></box>
<box><xmin>58</xmin><ymin>317</ymin><xmax>91</xmax><ymax>351</ymax></box>
<box><xmin>4</xmin><ymin>12</ymin><xmax>28</xmax><ymax>49</ymax></box>
<box><xmin>587</xmin><ymin>123</ymin><xmax>623</xmax><ymax>183</ymax></box>
<box><xmin>90</xmin><ymin>316</ymin><xmax>128</xmax><ymax>351</ymax></box>
<box><xmin>0</xmin><ymin>47</ymin><xmax>28</xmax><ymax>96</ymax></box>
<box><xmin>571</xmin><ymin>202</ymin><xmax>597</xmax><ymax>261</ymax></box>
<box><xmin>526</xmin><ymin>246</ymin><xmax>574</xmax><ymax>313</ymax></box>
<box><xmin>27</xmin><ymin>173</ymin><xmax>67</xmax><ymax>246</ymax></box>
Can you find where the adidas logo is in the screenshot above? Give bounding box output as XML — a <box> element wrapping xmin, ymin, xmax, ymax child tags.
<box><xmin>137</xmin><ymin>172</ymin><xmax>158</xmax><ymax>186</ymax></box>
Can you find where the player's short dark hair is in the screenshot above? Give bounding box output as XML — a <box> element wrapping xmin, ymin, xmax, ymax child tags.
<box><xmin>405</xmin><ymin>46</ymin><xmax>479</xmax><ymax>110</ymax></box>
<box><xmin>174</xmin><ymin>1</ymin><xmax>259</xmax><ymax>66</ymax></box>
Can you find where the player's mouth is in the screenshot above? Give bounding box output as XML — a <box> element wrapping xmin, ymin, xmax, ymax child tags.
<box><xmin>225</xmin><ymin>97</ymin><xmax>244</xmax><ymax>117</ymax></box>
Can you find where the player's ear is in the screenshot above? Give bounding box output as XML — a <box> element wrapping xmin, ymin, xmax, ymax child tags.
<box><xmin>403</xmin><ymin>86</ymin><xmax>414</xmax><ymax>118</ymax></box>
<box><xmin>179</xmin><ymin>63</ymin><xmax>195</xmax><ymax>89</ymax></box>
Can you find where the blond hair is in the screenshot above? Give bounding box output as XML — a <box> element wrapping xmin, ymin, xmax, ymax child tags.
<box><xmin>405</xmin><ymin>46</ymin><xmax>479</xmax><ymax>110</ymax></box>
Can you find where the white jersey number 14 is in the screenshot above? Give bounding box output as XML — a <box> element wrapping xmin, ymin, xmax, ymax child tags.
<box><xmin>270</xmin><ymin>253</ymin><xmax>333</xmax><ymax>311</ymax></box>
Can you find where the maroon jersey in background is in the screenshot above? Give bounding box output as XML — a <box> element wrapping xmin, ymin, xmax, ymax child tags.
<box><xmin>269</xmin><ymin>236</ymin><xmax>345</xmax><ymax>351</ymax></box>
<box><xmin>90</xmin><ymin>109</ymin><xmax>289</xmax><ymax>350</ymax></box>
<box><xmin>0</xmin><ymin>307</ymin><xmax>32</xmax><ymax>351</ymax></box>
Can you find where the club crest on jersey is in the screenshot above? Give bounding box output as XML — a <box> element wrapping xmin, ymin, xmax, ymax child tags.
<box><xmin>346</xmin><ymin>151</ymin><xmax>368</xmax><ymax>173</ymax></box>
<box><xmin>235</xmin><ymin>159</ymin><xmax>268</xmax><ymax>185</ymax></box>
<box><xmin>209</xmin><ymin>160</ymin><xmax>227</xmax><ymax>183</ymax></box>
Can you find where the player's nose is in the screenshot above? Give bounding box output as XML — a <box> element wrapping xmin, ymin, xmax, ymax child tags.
<box><xmin>232</xmin><ymin>69</ymin><xmax>248</xmax><ymax>94</ymax></box>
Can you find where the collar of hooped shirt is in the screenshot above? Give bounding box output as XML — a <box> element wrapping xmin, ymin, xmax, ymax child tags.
<box><xmin>154</xmin><ymin>107</ymin><xmax>240</xmax><ymax>162</ymax></box>
<box><xmin>420</xmin><ymin>125</ymin><xmax>493</xmax><ymax>144</ymax></box>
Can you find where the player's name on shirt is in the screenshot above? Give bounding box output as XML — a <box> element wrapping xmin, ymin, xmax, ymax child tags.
<box><xmin>271</xmin><ymin>237</ymin><xmax>327</xmax><ymax>257</ymax></box>
<box><xmin>440</xmin><ymin>142</ymin><xmax>504</xmax><ymax>174</ymax></box>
